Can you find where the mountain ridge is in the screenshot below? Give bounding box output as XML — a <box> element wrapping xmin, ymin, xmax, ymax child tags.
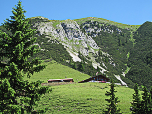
<box><xmin>30</xmin><ymin>16</ymin><xmax>141</xmax><ymax>30</ymax></box>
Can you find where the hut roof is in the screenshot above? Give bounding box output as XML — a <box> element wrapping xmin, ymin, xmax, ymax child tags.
<box><xmin>78</xmin><ymin>74</ymin><xmax>110</xmax><ymax>83</ymax></box>
<box><xmin>48</xmin><ymin>78</ymin><xmax>73</xmax><ymax>81</ymax></box>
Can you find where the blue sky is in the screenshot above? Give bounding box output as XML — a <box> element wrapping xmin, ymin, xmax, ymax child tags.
<box><xmin>0</xmin><ymin>0</ymin><xmax>152</xmax><ymax>26</ymax></box>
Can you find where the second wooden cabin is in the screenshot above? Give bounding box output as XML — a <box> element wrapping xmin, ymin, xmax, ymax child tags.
<box><xmin>78</xmin><ymin>75</ymin><xmax>110</xmax><ymax>83</ymax></box>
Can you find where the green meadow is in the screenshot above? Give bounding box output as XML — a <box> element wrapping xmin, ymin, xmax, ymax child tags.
<box><xmin>23</xmin><ymin>60</ymin><xmax>141</xmax><ymax>113</ymax></box>
<box><xmin>32</xmin><ymin>83</ymin><xmax>135</xmax><ymax>114</ymax></box>
<box><xmin>23</xmin><ymin>60</ymin><xmax>90</xmax><ymax>83</ymax></box>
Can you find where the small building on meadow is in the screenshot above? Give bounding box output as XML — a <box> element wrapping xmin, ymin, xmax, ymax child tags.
<box><xmin>78</xmin><ymin>75</ymin><xmax>110</xmax><ymax>83</ymax></box>
<box><xmin>48</xmin><ymin>78</ymin><xmax>74</xmax><ymax>83</ymax></box>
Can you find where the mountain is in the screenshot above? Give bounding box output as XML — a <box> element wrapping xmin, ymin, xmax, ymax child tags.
<box><xmin>2</xmin><ymin>16</ymin><xmax>151</xmax><ymax>89</ymax></box>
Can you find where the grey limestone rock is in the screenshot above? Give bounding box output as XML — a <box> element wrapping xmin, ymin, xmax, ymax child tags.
<box><xmin>35</xmin><ymin>19</ymin><xmax>99</xmax><ymax>57</ymax></box>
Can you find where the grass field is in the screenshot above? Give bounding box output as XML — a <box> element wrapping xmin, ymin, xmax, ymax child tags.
<box><xmin>23</xmin><ymin>60</ymin><xmax>91</xmax><ymax>83</ymax></box>
<box><xmin>34</xmin><ymin>83</ymin><xmax>136</xmax><ymax>114</ymax></box>
<box><xmin>22</xmin><ymin>60</ymin><xmax>143</xmax><ymax>113</ymax></box>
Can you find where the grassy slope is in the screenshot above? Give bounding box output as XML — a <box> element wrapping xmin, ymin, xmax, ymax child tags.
<box><xmin>22</xmin><ymin>60</ymin><xmax>143</xmax><ymax>114</ymax></box>
<box><xmin>23</xmin><ymin>60</ymin><xmax>90</xmax><ymax>83</ymax></box>
<box><xmin>34</xmin><ymin>83</ymin><xmax>142</xmax><ymax>114</ymax></box>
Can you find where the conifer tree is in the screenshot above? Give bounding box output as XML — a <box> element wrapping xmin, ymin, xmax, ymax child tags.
<box><xmin>130</xmin><ymin>83</ymin><xmax>141</xmax><ymax>114</ymax></box>
<box><xmin>131</xmin><ymin>85</ymin><xmax>152</xmax><ymax>114</ymax></box>
<box><xmin>104</xmin><ymin>79</ymin><xmax>121</xmax><ymax>114</ymax></box>
<box><xmin>140</xmin><ymin>86</ymin><xmax>151</xmax><ymax>113</ymax></box>
<box><xmin>0</xmin><ymin>1</ymin><xmax>51</xmax><ymax>113</ymax></box>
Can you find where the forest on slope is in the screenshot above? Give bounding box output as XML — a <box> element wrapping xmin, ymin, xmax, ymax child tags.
<box><xmin>126</xmin><ymin>21</ymin><xmax>152</xmax><ymax>90</ymax></box>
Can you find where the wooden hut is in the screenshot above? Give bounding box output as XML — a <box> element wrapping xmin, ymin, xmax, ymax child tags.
<box><xmin>48</xmin><ymin>78</ymin><xmax>74</xmax><ymax>83</ymax></box>
<box><xmin>78</xmin><ymin>75</ymin><xmax>110</xmax><ymax>83</ymax></box>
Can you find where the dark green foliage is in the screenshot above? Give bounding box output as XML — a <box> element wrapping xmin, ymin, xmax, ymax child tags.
<box><xmin>104</xmin><ymin>79</ymin><xmax>121</xmax><ymax>114</ymax></box>
<box><xmin>126</xmin><ymin>21</ymin><xmax>152</xmax><ymax>90</ymax></box>
<box><xmin>118</xmin><ymin>38</ymin><xmax>122</xmax><ymax>46</ymax></box>
<box><xmin>126</xmin><ymin>63</ymin><xmax>152</xmax><ymax>89</ymax></box>
<box><xmin>119</xmin><ymin>75</ymin><xmax>135</xmax><ymax>88</ymax></box>
<box><xmin>140</xmin><ymin>86</ymin><xmax>151</xmax><ymax>113</ymax></box>
<box><xmin>97</xmin><ymin>66</ymin><xmax>100</xmax><ymax>72</ymax></box>
<box><xmin>33</xmin><ymin>39</ymin><xmax>73</xmax><ymax>65</ymax></box>
<box><xmin>98</xmin><ymin>49</ymin><xmax>102</xmax><ymax>56</ymax></box>
<box><xmin>73</xmin><ymin>62</ymin><xmax>77</xmax><ymax>70</ymax></box>
<box><xmin>0</xmin><ymin>78</ymin><xmax>16</xmax><ymax>113</ymax></box>
<box><xmin>0</xmin><ymin>1</ymin><xmax>51</xmax><ymax>113</ymax></box>
<box><xmin>74</xmin><ymin>61</ymin><xmax>96</xmax><ymax>77</ymax></box>
<box><xmin>131</xmin><ymin>84</ymin><xmax>152</xmax><ymax>114</ymax></box>
<box><xmin>130</xmin><ymin>83</ymin><xmax>141</xmax><ymax>114</ymax></box>
<box><xmin>78</xmin><ymin>61</ymin><xmax>85</xmax><ymax>72</ymax></box>
<box><xmin>93</xmin><ymin>28</ymin><xmax>131</xmax><ymax>76</ymax></box>
<box><xmin>105</xmin><ymin>56</ymin><xmax>109</xmax><ymax>63</ymax></box>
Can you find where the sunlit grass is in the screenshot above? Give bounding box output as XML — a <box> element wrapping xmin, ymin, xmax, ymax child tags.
<box><xmin>34</xmin><ymin>83</ymin><xmax>138</xmax><ymax>114</ymax></box>
<box><xmin>23</xmin><ymin>60</ymin><xmax>90</xmax><ymax>83</ymax></box>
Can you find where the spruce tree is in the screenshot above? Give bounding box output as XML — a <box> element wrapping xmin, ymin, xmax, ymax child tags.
<box><xmin>130</xmin><ymin>83</ymin><xmax>141</xmax><ymax>114</ymax></box>
<box><xmin>0</xmin><ymin>1</ymin><xmax>51</xmax><ymax>113</ymax></box>
<box><xmin>104</xmin><ymin>79</ymin><xmax>121</xmax><ymax>114</ymax></box>
<box><xmin>140</xmin><ymin>86</ymin><xmax>151</xmax><ymax>113</ymax></box>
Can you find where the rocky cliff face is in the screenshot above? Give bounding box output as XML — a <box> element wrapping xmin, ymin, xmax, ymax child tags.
<box><xmin>33</xmin><ymin>17</ymin><xmax>100</xmax><ymax>66</ymax></box>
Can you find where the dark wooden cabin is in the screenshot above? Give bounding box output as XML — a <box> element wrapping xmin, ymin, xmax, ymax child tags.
<box><xmin>48</xmin><ymin>78</ymin><xmax>74</xmax><ymax>83</ymax></box>
<box><xmin>78</xmin><ymin>75</ymin><xmax>110</xmax><ymax>83</ymax></box>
